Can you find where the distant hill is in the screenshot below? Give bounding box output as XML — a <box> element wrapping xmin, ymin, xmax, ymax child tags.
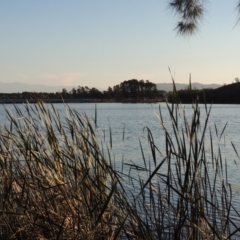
<box><xmin>0</xmin><ymin>82</ymin><xmax>74</xmax><ymax>93</ymax></box>
<box><xmin>207</xmin><ymin>82</ymin><xmax>240</xmax><ymax>103</ymax></box>
<box><xmin>168</xmin><ymin>82</ymin><xmax>240</xmax><ymax>104</ymax></box>
<box><xmin>0</xmin><ymin>81</ymin><xmax>221</xmax><ymax>94</ymax></box>
<box><xmin>0</xmin><ymin>82</ymin><xmax>106</xmax><ymax>93</ymax></box>
<box><xmin>156</xmin><ymin>82</ymin><xmax>221</xmax><ymax>92</ymax></box>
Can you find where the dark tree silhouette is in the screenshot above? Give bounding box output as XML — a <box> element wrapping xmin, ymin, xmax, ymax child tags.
<box><xmin>113</xmin><ymin>79</ymin><xmax>157</xmax><ymax>100</ymax></box>
<box><xmin>169</xmin><ymin>0</ymin><xmax>240</xmax><ymax>35</ymax></box>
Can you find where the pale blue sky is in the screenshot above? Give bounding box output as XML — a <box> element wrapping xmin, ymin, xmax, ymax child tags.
<box><xmin>1</xmin><ymin>1</ymin><xmax>240</xmax><ymax>90</ymax></box>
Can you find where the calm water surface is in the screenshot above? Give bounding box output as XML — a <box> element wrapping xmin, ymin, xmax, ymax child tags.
<box><xmin>1</xmin><ymin>103</ymin><xmax>240</xmax><ymax>179</ymax></box>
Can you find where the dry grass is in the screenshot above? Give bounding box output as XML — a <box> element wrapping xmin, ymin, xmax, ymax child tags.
<box><xmin>0</xmin><ymin>101</ymin><xmax>120</xmax><ymax>239</ymax></box>
<box><xmin>0</xmin><ymin>87</ymin><xmax>239</xmax><ymax>239</ymax></box>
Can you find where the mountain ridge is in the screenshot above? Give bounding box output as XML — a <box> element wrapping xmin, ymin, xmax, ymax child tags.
<box><xmin>0</xmin><ymin>82</ymin><xmax>77</xmax><ymax>93</ymax></box>
<box><xmin>0</xmin><ymin>81</ymin><xmax>222</xmax><ymax>93</ymax></box>
<box><xmin>156</xmin><ymin>82</ymin><xmax>221</xmax><ymax>92</ymax></box>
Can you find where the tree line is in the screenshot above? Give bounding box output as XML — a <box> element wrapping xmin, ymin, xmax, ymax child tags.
<box><xmin>0</xmin><ymin>79</ymin><xmax>163</xmax><ymax>102</ymax></box>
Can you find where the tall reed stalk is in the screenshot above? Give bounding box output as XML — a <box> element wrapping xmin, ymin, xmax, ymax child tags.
<box><xmin>0</xmin><ymin>86</ymin><xmax>239</xmax><ymax>239</ymax></box>
<box><xmin>0</xmin><ymin>101</ymin><xmax>121</xmax><ymax>239</ymax></box>
<box><xmin>121</xmin><ymin>84</ymin><xmax>240</xmax><ymax>239</ymax></box>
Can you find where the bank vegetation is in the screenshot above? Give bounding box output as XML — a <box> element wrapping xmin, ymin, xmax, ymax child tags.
<box><xmin>0</xmin><ymin>83</ymin><xmax>239</xmax><ymax>239</ymax></box>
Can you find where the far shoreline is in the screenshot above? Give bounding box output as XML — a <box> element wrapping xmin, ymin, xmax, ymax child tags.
<box><xmin>0</xmin><ymin>98</ymin><xmax>166</xmax><ymax>104</ymax></box>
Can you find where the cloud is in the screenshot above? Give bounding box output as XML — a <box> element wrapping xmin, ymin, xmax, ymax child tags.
<box><xmin>18</xmin><ymin>72</ymin><xmax>88</xmax><ymax>86</ymax></box>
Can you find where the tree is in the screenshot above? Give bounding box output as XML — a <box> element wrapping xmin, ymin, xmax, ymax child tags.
<box><xmin>139</xmin><ymin>79</ymin><xmax>145</xmax><ymax>98</ymax></box>
<box><xmin>128</xmin><ymin>79</ymin><xmax>140</xmax><ymax>99</ymax></box>
<box><xmin>113</xmin><ymin>84</ymin><xmax>121</xmax><ymax>100</ymax></box>
<box><xmin>169</xmin><ymin>0</ymin><xmax>240</xmax><ymax>35</ymax></box>
<box><xmin>62</xmin><ymin>88</ymin><xmax>68</xmax><ymax>94</ymax></box>
<box><xmin>107</xmin><ymin>87</ymin><xmax>113</xmax><ymax>98</ymax></box>
<box><xmin>113</xmin><ymin>79</ymin><xmax>157</xmax><ymax>100</ymax></box>
<box><xmin>89</xmin><ymin>87</ymin><xmax>103</xmax><ymax>98</ymax></box>
<box><xmin>77</xmin><ymin>86</ymin><xmax>83</xmax><ymax>96</ymax></box>
<box><xmin>71</xmin><ymin>87</ymin><xmax>77</xmax><ymax>98</ymax></box>
<box><xmin>62</xmin><ymin>88</ymin><xmax>68</xmax><ymax>98</ymax></box>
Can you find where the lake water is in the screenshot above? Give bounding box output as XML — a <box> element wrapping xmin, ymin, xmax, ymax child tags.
<box><xmin>1</xmin><ymin>102</ymin><xmax>240</xmax><ymax>183</ymax></box>
<box><xmin>1</xmin><ymin>102</ymin><xmax>240</xmax><ymax>236</ymax></box>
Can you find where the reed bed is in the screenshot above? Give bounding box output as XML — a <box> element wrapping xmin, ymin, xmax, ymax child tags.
<box><xmin>0</xmin><ymin>93</ymin><xmax>239</xmax><ymax>239</ymax></box>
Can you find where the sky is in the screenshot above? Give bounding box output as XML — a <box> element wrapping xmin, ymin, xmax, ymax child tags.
<box><xmin>1</xmin><ymin>1</ymin><xmax>240</xmax><ymax>90</ymax></box>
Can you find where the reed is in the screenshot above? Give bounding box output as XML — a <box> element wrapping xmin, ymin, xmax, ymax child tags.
<box><xmin>0</xmin><ymin>101</ymin><xmax>120</xmax><ymax>239</ymax></box>
<box><xmin>0</xmin><ymin>86</ymin><xmax>239</xmax><ymax>239</ymax></box>
<box><xmin>119</xmin><ymin>82</ymin><xmax>240</xmax><ymax>239</ymax></box>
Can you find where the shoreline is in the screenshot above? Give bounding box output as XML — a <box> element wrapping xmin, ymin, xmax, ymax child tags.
<box><xmin>0</xmin><ymin>98</ymin><xmax>165</xmax><ymax>104</ymax></box>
